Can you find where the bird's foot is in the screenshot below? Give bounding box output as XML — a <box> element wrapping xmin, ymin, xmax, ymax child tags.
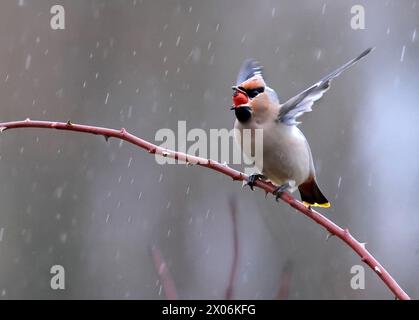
<box><xmin>245</xmin><ymin>174</ymin><xmax>267</xmax><ymax>191</ymax></box>
<box><xmin>273</xmin><ymin>183</ymin><xmax>290</xmax><ymax>201</ymax></box>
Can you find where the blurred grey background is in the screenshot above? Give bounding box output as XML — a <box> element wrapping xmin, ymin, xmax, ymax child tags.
<box><xmin>0</xmin><ymin>0</ymin><xmax>418</xmax><ymax>299</ymax></box>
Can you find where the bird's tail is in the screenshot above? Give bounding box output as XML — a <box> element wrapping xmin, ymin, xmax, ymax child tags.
<box><xmin>298</xmin><ymin>179</ymin><xmax>330</xmax><ymax>208</ymax></box>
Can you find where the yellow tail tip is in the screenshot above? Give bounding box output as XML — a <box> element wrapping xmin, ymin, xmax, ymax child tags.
<box><xmin>303</xmin><ymin>201</ymin><xmax>331</xmax><ymax>208</ymax></box>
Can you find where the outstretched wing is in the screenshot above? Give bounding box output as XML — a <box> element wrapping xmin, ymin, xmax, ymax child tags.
<box><xmin>278</xmin><ymin>47</ymin><xmax>374</xmax><ymax>125</ymax></box>
<box><xmin>236</xmin><ymin>59</ymin><xmax>264</xmax><ymax>85</ymax></box>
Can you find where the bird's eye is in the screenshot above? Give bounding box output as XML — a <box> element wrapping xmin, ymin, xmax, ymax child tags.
<box><xmin>244</xmin><ymin>87</ymin><xmax>265</xmax><ymax>98</ymax></box>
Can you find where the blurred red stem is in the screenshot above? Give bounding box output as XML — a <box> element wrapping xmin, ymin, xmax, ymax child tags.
<box><xmin>277</xmin><ymin>261</ymin><xmax>293</xmax><ymax>300</ymax></box>
<box><xmin>149</xmin><ymin>245</ymin><xmax>178</xmax><ymax>300</ymax></box>
<box><xmin>0</xmin><ymin>119</ymin><xmax>410</xmax><ymax>300</ymax></box>
<box><xmin>225</xmin><ymin>197</ymin><xmax>239</xmax><ymax>299</ymax></box>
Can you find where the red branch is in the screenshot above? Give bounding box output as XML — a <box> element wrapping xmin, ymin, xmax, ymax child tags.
<box><xmin>0</xmin><ymin>119</ymin><xmax>410</xmax><ymax>300</ymax></box>
<box><xmin>149</xmin><ymin>245</ymin><xmax>178</xmax><ymax>300</ymax></box>
<box><xmin>225</xmin><ymin>196</ymin><xmax>239</xmax><ymax>299</ymax></box>
<box><xmin>277</xmin><ymin>260</ymin><xmax>293</xmax><ymax>300</ymax></box>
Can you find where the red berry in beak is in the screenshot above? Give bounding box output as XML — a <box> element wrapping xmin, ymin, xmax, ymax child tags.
<box><xmin>232</xmin><ymin>89</ymin><xmax>249</xmax><ymax>107</ymax></box>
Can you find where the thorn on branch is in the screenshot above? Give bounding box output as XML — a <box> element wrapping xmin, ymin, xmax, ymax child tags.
<box><xmin>66</xmin><ymin>120</ymin><xmax>73</xmax><ymax>126</ymax></box>
<box><xmin>103</xmin><ymin>135</ymin><xmax>110</xmax><ymax>142</ymax></box>
<box><xmin>120</xmin><ymin>128</ymin><xmax>127</xmax><ymax>135</ymax></box>
<box><xmin>0</xmin><ymin>126</ymin><xmax>6</xmax><ymax>133</ymax></box>
<box><xmin>326</xmin><ymin>232</ymin><xmax>334</xmax><ymax>241</ymax></box>
<box><xmin>148</xmin><ymin>148</ymin><xmax>157</xmax><ymax>154</ymax></box>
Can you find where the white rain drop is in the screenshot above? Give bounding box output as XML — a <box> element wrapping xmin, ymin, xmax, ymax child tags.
<box><xmin>322</xmin><ymin>3</ymin><xmax>327</xmax><ymax>15</ymax></box>
<box><xmin>400</xmin><ymin>45</ymin><xmax>406</xmax><ymax>62</ymax></box>
<box><xmin>25</xmin><ymin>54</ymin><xmax>31</xmax><ymax>70</ymax></box>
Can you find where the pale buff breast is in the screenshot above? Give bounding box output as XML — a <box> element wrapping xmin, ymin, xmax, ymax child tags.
<box><xmin>261</xmin><ymin>124</ymin><xmax>313</xmax><ymax>188</ymax></box>
<box><xmin>234</xmin><ymin>118</ymin><xmax>313</xmax><ymax>190</ymax></box>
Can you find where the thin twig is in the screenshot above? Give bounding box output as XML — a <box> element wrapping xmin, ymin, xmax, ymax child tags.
<box><xmin>277</xmin><ymin>260</ymin><xmax>293</xmax><ymax>300</ymax></box>
<box><xmin>0</xmin><ymin>119</ymin><xmax>410</xmax><ymax>300</ymax></box>
<box><xmin>225</xmin><ymin>196</ymin><xmax>239</xmax><ymax>299</ymax></box>
<box><xmin>149</xmin><ymin>245</ymin><xmax>178</xmax><ymax>300</ymax></box>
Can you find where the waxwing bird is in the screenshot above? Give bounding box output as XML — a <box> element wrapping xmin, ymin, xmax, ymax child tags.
<box><xmin>231</xmin><ymin>48</ymin><xmax>374</xmax><ymax>208</ymax></box>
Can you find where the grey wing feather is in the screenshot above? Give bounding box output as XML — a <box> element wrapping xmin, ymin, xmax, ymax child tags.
<box><xmin>236</xmin><ymin>59</ymin><xmax>263</xmax><ymax>85</ymax></box>
<box><xmin>278</xmin><ymin>47</ymin><xmax>374</xmax><ymax>125</ymax></box>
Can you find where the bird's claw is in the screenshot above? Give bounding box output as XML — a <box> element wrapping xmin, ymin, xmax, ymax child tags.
<box><xmin>245</xmin><ymin>174</ymin><xmax>266</xmax><ymax>191</ymax></box>
<box><xmin>273</xmin><ymin>183</ymin><xmax>290</xmax><ymax>201</ymax></box>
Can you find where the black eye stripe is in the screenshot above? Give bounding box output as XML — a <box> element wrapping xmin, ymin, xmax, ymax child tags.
<box><xmin>236</xmin><ymin>86</ymin><xmax>265</xmax><ymax>98</ymax></box>
<box><xmin>245</xmin><ymin>87</ymin><xmax>265</xmax><ymax>98</ymax></box>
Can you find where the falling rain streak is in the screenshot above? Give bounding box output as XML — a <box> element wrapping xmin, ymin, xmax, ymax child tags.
<box><xmin>400</xmin><ymin>45</ymin><xmax>406</xmax><ymax>62</ymax></box>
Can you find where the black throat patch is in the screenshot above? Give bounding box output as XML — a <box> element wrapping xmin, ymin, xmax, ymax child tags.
<box><xmin>234</xmin><ymin>106</ymin><xmax>252</xmax><ymax>123</ymax></box>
